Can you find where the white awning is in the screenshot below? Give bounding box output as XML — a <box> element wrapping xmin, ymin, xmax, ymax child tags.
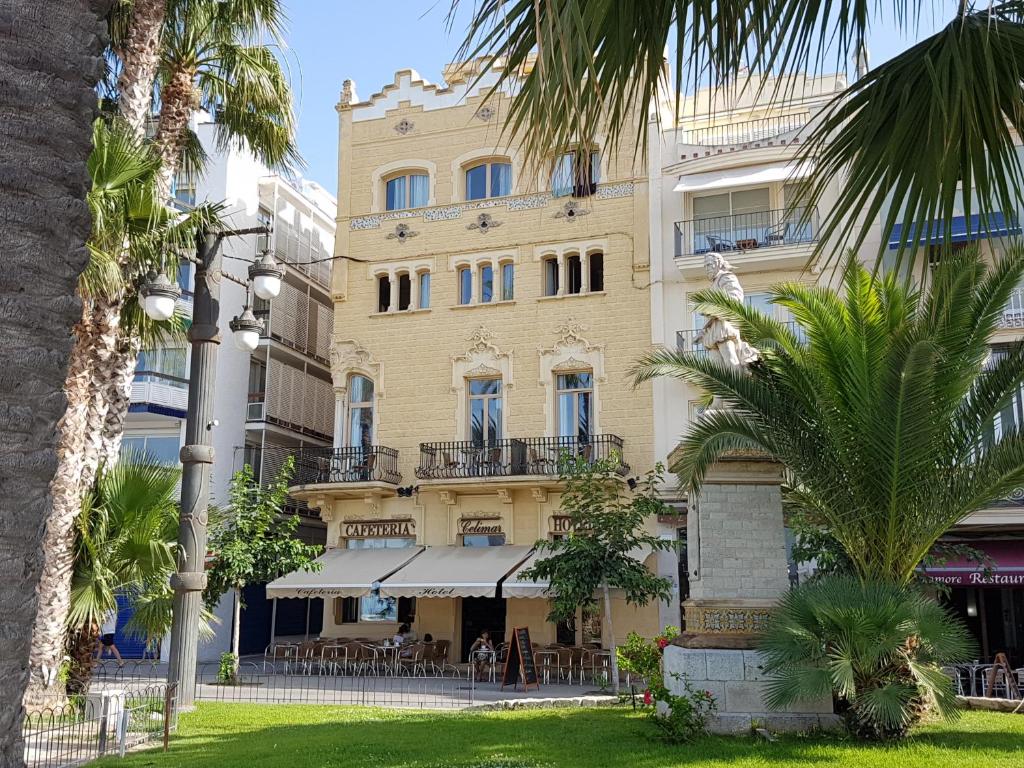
<box><xmin>378</xmin><ymin>545</ymin><xmax>535</xmax><ymax>599</ymax></box>
<box><xmin>266</xmin><ymin>546</ymin><xmax>424</xmax><ymax>599</ymax></box>
<box><xmin>673</xmin><ymin>162</ymin><xmax>811</xmax><ymax>193</ymax></box>
<box><xmin>502</xmin><ymin>546</ymin><xmax>657</xmax><ymax>599</ymax></box>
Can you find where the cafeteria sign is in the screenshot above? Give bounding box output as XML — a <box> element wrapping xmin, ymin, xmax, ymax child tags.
<box><xmin>343</xmin><ymin>519</ymin><xmax>415</xmax><ymax>539</ymax></box>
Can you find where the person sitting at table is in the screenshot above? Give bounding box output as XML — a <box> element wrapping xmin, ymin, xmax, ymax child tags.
<box><xmin>423</xmin><ymin>633</ymin><xmax>433</xmax><ymax>643</ymax></box>
<box><xmin>469</xmin><ymin>630</ymin><xmax>494</xmax><ymax>682</ymax></box>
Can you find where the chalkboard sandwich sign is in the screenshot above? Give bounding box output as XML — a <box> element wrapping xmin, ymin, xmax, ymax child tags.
<box><xmin>500</xmin><ymin>626</ymin><xmax>540</xmax><ymax>691</ymax></box>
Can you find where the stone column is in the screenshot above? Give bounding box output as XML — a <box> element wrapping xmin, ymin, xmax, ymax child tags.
<box><xmin>557</xmin><ymin>254</ymin><xmax>566</xmax><ymax>296</ymax></box>
<box><xmin>409</xmin><ymin>270</ymin><xmax>419</xmax><ymax>311</ymax></box>
<box><xmin>387</xmin><ymin>269</ymin><xmax>398</xmax><ymax>312</ymax></box>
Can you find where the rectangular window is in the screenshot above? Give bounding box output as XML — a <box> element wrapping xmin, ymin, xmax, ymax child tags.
<box><xmin>468</xmin><ymin>377</ymin><xmax>502</xmax><ymax>445</ymax></box>
<box><xmin>466</xmin><ymin>162</ymin><xmax>512</xmax><ymax>200</ymax></box>
<box><xmin>551</xmin><ymin>150</ymin><xmax>599</xmax><ymax>197</ymax></box>
<box><xmin>566</xmin><ymin>254</ymin><xmax>582</xmax><ymax>294</ymax></box>
<box><xmin>120</xmin><ymin>434</ymin><xmax>180</xmax><ymax>465</ymax></box>
<box><xmin>418</xmin><ymin>272</ymin><xmax>431</xmax><ymax>309</ymax></box>
<box><xmin>588</xmin><ymin>252</ymin><xmax>604</xmax><ymax>292</ymax></box>
<box><xmin>491</xmin><ymin>163</ymin><xmax>512</xmax><ymax>197</ymax></box>
<box><xmin>385</xmin><ymin>176</ymin><xmax>406</xmax><ymax>211</ymax></box>
<box><xmin>543</xmin><ymin>257</ymin><xmax>559</xmax><ymax>296</ymax></box>
<box><xmin>480</xmin><ymin>264</ymin><xmax>494</xmax><ymax>303</ymax></box>
<box><xmin>463</xmin><ymin>534</ymin><xmax>507</xmax><ymax>547</ymax></box>
<box><xmin>692</xmin><ymin>187</ymin><xmax>771</xmax><ymax>251</ymax></box>
<box><xmin>556</xmin><ymin>371</ymin><xmax>593</xmax><ymax>441</ymax></box>
<box><xmin>501</xmin><ymin>263</ymin><xmax>514</xmax><ymax>301</ymax></box>
<box><xmin>466</xmin><ymin>164</ymin><xmax>488</xmax><ymax>200</ymax></box>
<box><xmin>346</xmin><ymin>537</ymin><xmax>416</xmax><ymax>622</ymax></box>
<box><xmin>386</xmin><ymin>173</ymin><xmax>429</xmax><ymax>210</ymax></box>
<box><xmin>377</xmin><ymin>275</ymin><xmax>391</xmax><ymax>312</ymax></box>
<box><xmin>458</xmin><ymin>266</ymin><xmax>472</xmax><ymax>305</ymax></box>
<box><xmin>398</xmin><ymin>273</ymin><xmax>411</xmax><ymax>311</ymax></box>
<box><xmin>409</xmin><ymin>174</ymin><xmax>429</xmax><ymax>207</ymax></box>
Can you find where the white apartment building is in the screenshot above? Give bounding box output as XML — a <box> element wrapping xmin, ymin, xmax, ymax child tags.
<box><xmin>122</xmin><ymin>114</ymin><xmax>337</xmax><ymax>661</ymax></box>
<box><xmin>647</xmin><ymin>72</ymin><xmax>1024</xmax><ymax>660</ymax></box>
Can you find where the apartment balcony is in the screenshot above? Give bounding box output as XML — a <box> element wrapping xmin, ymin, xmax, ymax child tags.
<box><xmin>676</xmin><ymin>321</ymin><xmax>806</xmax><ymax>355</ymax></box>
<box><xmin>674</xmin><ymin>207</ymin><xmax>818</xmax><ymax>277</ymax></box>
<box><xmin>286</xmin><ymin>446</ymin><xmax>403</xmax><ymax>503</ymax></box>
<box><xmin>999</xmin><ymin>288</ymin><xmax>1024</xmax><ymax>330</ymax></box>
<box><xmin>129</xmin><ymin>373</ymin><xmax>188</xmax><ymax>417</ymax></box>
<box><xmin>415</xmin><ymin>435</ymin><xmax>629</xmax><ymax>491</ymax></box>
<box><xmin>680</xmin><ymin>113</ymin><xmax>810</xmax><ymax>147</ymax></box>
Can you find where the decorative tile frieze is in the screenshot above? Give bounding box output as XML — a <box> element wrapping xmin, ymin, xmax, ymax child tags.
<box><xmin>508</xmin><ymin>194</ymin><xmax>551</xmax><ymax>212</ymax></box>
<box><xmin>685</xmin><ymin>603</ymin><xmax>773</xmax><ymax>635</ymax></box>
<box><xmin>424</xmin><ymin>206</ymin><xmax>464</xmax><ymax>222</ymax></box>
<box><xmin>595</xmin><ymin>182</ymin><xmax>635</xmax><ymax>199</ymax></box>
<box><xmin>350</xmin><ymin>215</ymin><xmax>382</xmax><ymax>230</ymax></box>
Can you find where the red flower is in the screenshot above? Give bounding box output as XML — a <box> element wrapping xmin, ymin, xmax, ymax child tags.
<box><xmin>657</xmin><ymin>638</ymin><xmax>669</xmax><ymax>649</ymax></box>
<box><xmin>643</xmin><ymin>689</ymin><xmax>653</xmax><ymax>706</ymax></box>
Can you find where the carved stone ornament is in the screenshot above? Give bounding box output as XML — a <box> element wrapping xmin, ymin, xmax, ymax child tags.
<box><xmin>330</xmin><ymin>339</ymin><xmax>381</xmax><ymax>391</ymax></box>
<box><xmin>394</xmin><ymin>118</ymin><xmax>415</xmax><ymax>135</ymax></box>
<box><xmin>439</xmin><ymin>490</ymin><xmax>457</xmax><ymax>506</ymax></box>
<box><xmin>467</xmin><ymin>213</ymin><xmax>502</xmax><ymax>234</ymax></box>
<box><xmin>475</xmin><ymin>105</ymin><xmax>496</xmax><ymax>122</ymax></box>
<box><xmin>554</xmin><ymin>200</ymin><xmax>589</xmax><ymax>221</ymax></box>
<box><xmin>386</xmin><ymin>223</ymin><xmax>419</xmax><ymax>243</ymax></box>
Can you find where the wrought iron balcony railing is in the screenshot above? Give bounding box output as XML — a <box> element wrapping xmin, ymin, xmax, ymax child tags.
<box><xmin>674</xmin><ymin>207</ymin><xmax>818</xmax><ymax>259</ymax></box>
<box><xmin>290</xmin><ymin>446</ymin><xmax>402</xmax><ymax>485</ymax></box>
<box><xmin>681</xmin><ymin>113</ymin><xmax>810</xmax><ymax>146</ymax></box>
<box><xmin>415</xmin><ymin>435</ymin><xmax>628</xmax><ymax>480</ymax></box>
<box><xmin>676</xmin><ymin>321</ymin><xmax>806</xmax><ymax>355</ymax></box>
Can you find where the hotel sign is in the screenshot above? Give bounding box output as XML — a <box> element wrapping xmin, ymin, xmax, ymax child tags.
<box><xmin>459</xmin><ymin>515</ymin><xmax>503</xmax><ymax>535</ymax></box>
<box><xmin>550</xmin><ymin>515</ymin><xmax>573</xmax><ymax>534</ymax></box>
<box><xmin>343</xmin><ymin>519</ymin><xmax>415</xmax><ymax>539</ymax></box>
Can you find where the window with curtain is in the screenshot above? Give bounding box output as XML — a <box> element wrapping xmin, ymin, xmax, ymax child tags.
<box><xmin>120</xmin><ymin>434</ymin><xmax>180</xmax><ymax>465</ymax></box>
<box><xmin>543</xmin><ymin>257</ymin><xmax>559</xmax><ymax>296</ymax></box>
<box><xmin>458</xmin><ymin>266</ymin><xmax>472</xmax><ymax>305</ymax></box>
<box><xmin>480</xmin><ymin>264</ymin><xmax>494</xmax><ymax>303</ymax></box>
<box><xmin>347</xmin><ymin>374</ymin><xmax>374</xmax><ymax>449</ymax></box>
<box><xmin>556</xmin><ymin>371</ymin><xmax>593</xmax><ymax>440</ymax></box>
<box><xmin>692</xmin><ymin>187</ymin><xmax>771</xmax><ymax>250</ymax></box>
<box><xmin>501</xmin><ymin>263</ymin><xmax>514</xmax><ymax>301</ymax></box>
<box><xmin>551</xmin><ymin>150</ymin><xmax>600</xmax><ymax>197</ymax></box>
<box><xmin>465</xmin><ymin>160</ymin><xmax>512</xmax><ymax>200</ymax></box>
<box><xmin>468</xmin><ymin>377</ymin><xmax>502</xmax><ymax>446</ymax></box>
<box><xmin>136</xmin><ymin>347</ymin><xmax>187</xmax><ymax>386</ymax></box>
<box><xmin>417</xmin><ymin>272</ymin><xmax>431</xmax><ymax>309</ymax></box>
<box><xmin>385</xmin><ymin>172</ymin><xmax>429</xmax><ymax>210</ymax></box>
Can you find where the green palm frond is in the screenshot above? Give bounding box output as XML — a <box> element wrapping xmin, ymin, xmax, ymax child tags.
<box><xmin>634</xmin><ymin>248</ymin><xmax>1024</xmax><ymax>584</ymax></box>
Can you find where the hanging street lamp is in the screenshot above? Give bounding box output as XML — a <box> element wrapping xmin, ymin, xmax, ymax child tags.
<box><xmin>139</xmin><ymin>270</ymin><xmax>182</xmax><ymax>321</ymax></box>
<box><xmin>248</xmin><ymin>249</ymin><xmax>284</xmax><ymax>300</ymax></box>
<box><xmin>229</xmin><ymin>301</ymin><xmax>264</xmax><ymax>351</ymax></box>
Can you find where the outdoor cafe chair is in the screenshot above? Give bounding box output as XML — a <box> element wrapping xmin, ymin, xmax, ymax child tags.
<box><xmin>583</xmin><ymin>648</ymin><xmax>611</xmax><ymax>685</ymax></box>
<box><xmin>536</xmin><ymin>649</ymin><xmax>559</xmax><ymax>685</ymax></box>
<box><xmin>398</xmin><ymin>643</ymin><xmax>426</xmax><ymax>677</ymax></box>
<box><xmin>320</xmin><ymin>645</ymin><xmax>347</xmax><ymax>676</ymax></box>
<box><xmin>296</xmin><ymin>641</ymin><xmax>320</xmax><ymax>674</ymax></box>
<box><xmin>266</xmin><ymin>643</ymin><xmax>297</xmax><ymax>673</ymax></box>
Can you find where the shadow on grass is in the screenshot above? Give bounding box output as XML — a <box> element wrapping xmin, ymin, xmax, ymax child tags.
<box><xmin>94</xmin><ymin>706</ymin><xmax>1024</xmax><ymax>768</ymax></box>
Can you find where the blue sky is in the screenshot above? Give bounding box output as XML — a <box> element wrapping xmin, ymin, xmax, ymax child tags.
<box><xmin>283</xmin><ymin>2</ymin><xmax>947</xmax><ymax>192</ymax></box>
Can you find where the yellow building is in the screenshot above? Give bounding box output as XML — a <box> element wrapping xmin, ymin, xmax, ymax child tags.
<box><xmin>278</xmin><ymin>63</ymin><xmax>669</xmax><ymax>663</ymax></box>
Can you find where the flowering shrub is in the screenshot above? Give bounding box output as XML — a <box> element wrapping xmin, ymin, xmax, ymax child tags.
<box><xmin>617</xmin><ymin>627</ymin><xmax>716</xmax><ymax>743</ymax></box>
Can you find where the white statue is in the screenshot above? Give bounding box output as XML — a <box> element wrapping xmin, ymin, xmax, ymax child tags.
<box><xmin>696</xmin><ymin>253</ymin><xmax>758</xmax><ymax>371</ymax></box>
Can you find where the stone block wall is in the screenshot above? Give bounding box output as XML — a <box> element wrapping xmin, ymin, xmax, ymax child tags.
<box><xmin>663</xmin><ymin>646</ymin><xmax>840</xmax><ymax>733</ymax></box>
<box><xmin>689</xmin><ymin>480</ymin><xmax>789</xmax><ymax>601</ymax></box>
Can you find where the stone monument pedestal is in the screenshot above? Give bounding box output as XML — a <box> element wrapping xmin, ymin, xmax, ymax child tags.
<box><xmin>663</xmin><ymin>451</ymin><xmax>839</xmax><ymax>733</ymax></box>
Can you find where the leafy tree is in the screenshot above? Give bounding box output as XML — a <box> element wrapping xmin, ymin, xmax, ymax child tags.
<box><xmin>66</xmin><ymin>456</ymin><xmax>181</xmax><ymax>691</ymax></box>
<box><xmin>456</xmin><ymin>2</ymin><xmax>1024</xmax><ymax>269</ymax></box>
<box><xmin>521</xmin><ymin>457</ymin><xmax>674</xmax><ymax>694</ymax></box>
<box><xmin>204</xmin><ymin>457</ymin><xmax>321</xmax><ymax>673</ymax></box>
<box><xmin>633</xmin><ymin>249</ymin><xmax>1024</xmax><ymax>585</ymax></box>
<box><xmin>760</xmin><ymin>577</ymin><xmax>974</xmax><ymax>740</ymax></box>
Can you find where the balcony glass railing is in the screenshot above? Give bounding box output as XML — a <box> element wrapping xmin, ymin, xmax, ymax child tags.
<box><xmin>681</xmin><ymin>113</ymin><xmax>810</xmax><ymax>146</ymax></box>
<box><xmin>289</xmin><ymin>446</ymin><xmax>402</xmax><ymax>485</ymax></box>
<box><xmin>674</xmin><ymin>207</ymin><xmax>818</xmax><ymax>258</ymax></box>
<box><xmin>415</xmin><ymin>435</ymin><xmax>628</xmax><ymax>480</ymax></box>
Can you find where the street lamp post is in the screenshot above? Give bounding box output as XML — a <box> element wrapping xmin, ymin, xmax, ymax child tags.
<box><xmin>160</xmin><ymin>227</ymin><xmax>278</xmax><ymax>707</ymax></box>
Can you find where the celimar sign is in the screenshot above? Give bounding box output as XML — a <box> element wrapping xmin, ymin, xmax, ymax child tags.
<box><xmin>343</xmin><ymin>519</ymin><xmax>415</xmax><ymax>538</ymax></box>
<box><xmin>459</xmin><ymin>516</ymin><xmax>503</xmax><ymax>535</ymax></box>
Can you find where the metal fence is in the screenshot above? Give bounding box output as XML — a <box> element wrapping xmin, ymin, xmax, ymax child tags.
<box><xmin>416</xmin><ymin>435</ymin><xmax>629</xmax><ymax>480</ymax></box>
<box><xmin>681</xmin><ymin>112</ymin><xmax>810</xmax><ymax>146</ymax></box>
<box><xmin>674</xmin><ymin>206</ymin><xmax>819</xmax><ymax>258</ymax></box>
<box><xmin>195</xmin><ymin>661</ymin><xmax>475</xmax><ymax>708</ymax></box>
<box><xmin>22</xmin><ymin>684</ymin><xmax>175</xmax><ymax>768</ymax></box>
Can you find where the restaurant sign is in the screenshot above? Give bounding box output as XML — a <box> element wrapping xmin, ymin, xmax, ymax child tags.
<box><xmin>459</xmin><ymin>515</ymin><xmax>503</xmax><ymax>535</ymax></box>
<box><xmin>343</xmin><ymin>518</ymin><xmax>415</xmax><ymax>539</ymax></box>
<box><xmin>928</xmin><ymin>570</ymin><xmax>1024</xmax><ymax>587</ymax></box>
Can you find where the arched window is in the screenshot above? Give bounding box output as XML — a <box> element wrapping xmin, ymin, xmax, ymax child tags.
<box><xmin>347</xmin><ymin>375</ymin><xmax>374</xmax><ymax>449</ymax></box>
<box><xmin>465</xmin><ymin>160</ymin><xmax>512</xmax><ymax>200</ymax></box>
<box><xmin>385</xmin><ymin>172</ymin><xmax>429</xmax><ymax>210</ymax></box>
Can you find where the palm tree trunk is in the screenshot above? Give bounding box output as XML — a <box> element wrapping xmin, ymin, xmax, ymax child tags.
<box><xmin>96</xmin><ymin>334</ymin><xmax>140</xmax><ymax>467</ymax></box>
<box><xmin>116</xmin><ymin>0</ymin><xmax>167</xmax><ymax>136</ymax></box>
<box><xmin>602</xmin><ymin>583</ymin><xmax>620</xmax><ymax>695</ymax></box>
<box><xmin>153</xmin><ymin>67</ymin><xmax>197</xmax><ymax>197</ymax></box>
<box><xmin>0</xmin><ymin>0</ymin><xmax>114</xmax><ymax>756</ymax></box>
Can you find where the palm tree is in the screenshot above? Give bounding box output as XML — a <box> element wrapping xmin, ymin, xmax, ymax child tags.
<box><xmin>456</xmin><ymin>2</ymin><xmax>1024</xmax><ymax>267</ymax></box>
<box><xmin>632</xmin><ymin>249</ymin><xmax>1024</xmax><ymax>585</ymax></box>
<box><xmin>28</xmin><ymin>120</ymin><xmax>215</xmax><ymax>704</ymax></box>
<box><xmin>108</xmin><ymin>0</ymin><xmax>169</xmax><ymax>135</ymax></box>
<box><xmin>0</xmin><ymin>0</ymin><xmax>115</xmax><ymax>744</ymax></box>
<box><xmin>65</xmin><ymin>457</ymin><xmax>180</xmax><ymax>691</ymax></box>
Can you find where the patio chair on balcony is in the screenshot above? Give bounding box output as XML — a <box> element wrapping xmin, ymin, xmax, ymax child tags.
<box><xmin>528</xmin><ymin>447</ymin><xmax>552</xmax><ymax>475</ymax></box>
<box><xmin>484</xmin><ymin>446</ymin><xmax>504</xmax><ymax>475</ymax></box>
<box><xmin>441</xmin><ymin>451</ymin><xmax>462</xmax><ymax>476</ymax></box>
<box><xmin>706</xmin><ymin>235</ymin><xmax>736</xmax><ymax>253</ymax></box>
<box><xmin>347</xmin><ymin>452</ymin><xmax>375</xmax><ymax>482</ymax></box>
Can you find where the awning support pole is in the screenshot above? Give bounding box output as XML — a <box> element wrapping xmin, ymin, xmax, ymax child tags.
<box><xmin>304</xmin><ymin>598</ymin><xmax>311</xmax><ymax>640</ymax></box>
<box><xmin>270</xmin><ymin>597</ymin><xmax>278</xmax><ymax>648</ymax></box>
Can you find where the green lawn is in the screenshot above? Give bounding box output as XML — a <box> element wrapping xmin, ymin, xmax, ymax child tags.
<box><xmin>97</xmin><ymin>704</ymin><xmax>1024</xmax><ymax>768</ymax></box>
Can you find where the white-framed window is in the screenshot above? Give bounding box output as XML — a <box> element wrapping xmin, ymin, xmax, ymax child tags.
<box><xmin>556</xmin><ymin>371</ymin><xmax>593</xmax><ymax>440</ymax></box>
<box><xmin>500</xmin><ymin>262</ymin><xmax>515</xmax><ymax>301</ymax></box>
<box><xmin>541</xmin><ymin>249</ymin><xmax>604</xmax><ymax>296</ymax></box>
<box><xmin>385</xmin><ymin>172</ymin><xmax>429</xmax><ymax>211</ymax></box>
<box><xmin>543</xmin><ymin>257</ymin><xmax>559</xmax><ymax>296</ymax></box>
<box><xmin>120</xmin><ymin>434</ymin><xmax>180</xmax><ymax>465</ymax></box>
<box><xmin>347</xmin><ymin>374</ymin><xmax>374</xmax><ymax>449</ymax></box>
<box><xmin>458</xmin><ymin>266</ymin><xmax>473</xmax><ymax>305</ymax></box>
<box><xmin>171</xmin><ymin>170</ymin><xmax>196</xmax><ymax>207</ymax></box>
<box><xmin>377</xmin><ymin>274</ymin><xmax>391</xmax><ymax>313</ymax></box>
<box><xmin>465</xmin><ymin>160</ymin><xmax>512</xmax><ymax>200</ymax></box>
<box><xmin>417</xmin><ymin>271</ymin><xmax>431</xmax><ymax>309</ymax></box>
<box><xmin>692</xmin><ymin>187</ymin><xmax>771</xmax><ymax>251</ymax></box>
<box><xmin>552</xmin><ymin>149</ymin><xmax>601</xmax><ymax>197</ymax></box>
<box><xmin>397</xmin><ymin>272</ymin><xmax>412</xmax><ymax>311</ymax></box>
<box><xmin>479</xmin><ymin>264</ymin><xmax>494</xmax><ymax>303</ymax></box>
<box><xmin>468</xmin><ymin>377</ymin><xmax>502</xmax><ymax>445</ymax></box>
